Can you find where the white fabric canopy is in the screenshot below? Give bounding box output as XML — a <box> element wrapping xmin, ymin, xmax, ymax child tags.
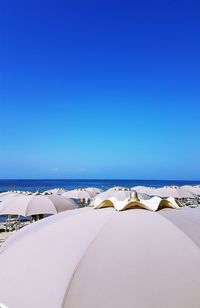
<box><xmin>0</xmin><ymin>191</ymin><xmax>21</xmax><ymax>202</ymax></box>
<box><xmin>131</xmin><ymin>186</ymin><xmax>156</xmax><ymax>194</ymax></box>
<box><xmin>85</xmin><ymin>187</ymin><xmax>102</xmax><ymax>194</ymax></box>
<box><xmin>44</xmin><ymin>188</ymin><xmax>67</xmax><ymax>195</ymax></box>
<box><xmin>151</xmin><ymin>186</ymin><xmax>197</xmax><ymax>198</ymax></box>
<box><xmin>97</xmin><ymin>190</ymin><xmax>150</xmax><ymax>201</ymax></box>
<box><xmin>62</xmin><ymin>190</ymin><xmax>92</xmax><ymax>199</ymax></box>
<box><xmin>181</xmin><ymin>185</ymin><xmax>200</xmax><ymax>196</ymax></box>
<box><xmin>94</xmin><ymin>195</ymin><xmax>180</xmax><ymax>211</ymax></box>
<box><xmin>0</xmin><ymin>195</ymin><xmax>76</xmax><ymax>216</ymax></box>
<box><xmin>1</xmin><ymin>207</ymin><xmax>200</xmax><ymax>307</ymax></box>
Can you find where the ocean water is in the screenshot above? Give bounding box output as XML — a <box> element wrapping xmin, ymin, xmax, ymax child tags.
<box><xmin>0</xmin><ymin>179</ymin><xmax>200</xmax><ymax>193</ymax></box>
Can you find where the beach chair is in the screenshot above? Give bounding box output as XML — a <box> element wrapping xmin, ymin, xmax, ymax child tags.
<box><xmin>5</xmin><ymin>215</ymin><xmax>25</xmax><ymax>232</ymax></box>
<box><xmin>0</xmin><ymin>223</ymin><xmax>6</xmax><ymax>233</ymax></box>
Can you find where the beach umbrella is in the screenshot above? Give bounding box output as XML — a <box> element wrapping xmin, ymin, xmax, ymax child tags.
<box><xmin>151</xmin><ymin>186</ymin><xmax>197</xmax><ymax>198</ymax></box>
<box><xmin>0</xmin><ymin>191</ymin><xmax>21</xmax><ymax>202</ymax></box>
<box><xmin>181</xmin><ymin>185</ymin><xmax>200</xmax><ymax>196</ymax></box>
<box><xmin>1</xmin><ymin>206</ymin><xmax>200</xmax><ymax>308</ymax></box>
<box><xmin>136</xmin><ymin>192</ymin><xmax>151</xmax><ymax>200</ymax></box>
<box><xmin>108</xmin><ymin>186</ymin><xmax>129</xmax><ymax>191</ymax></box>
<box><xmin>85</xmin><ymin>187</ymin><xmax>103</xmax><ymax>194</ymax></box>
<box><xmin>23</xmin><ymin>191</ymin><xmax>33</xmax><ymax>195</ymax></box>
<box><xmin>94</xmin><ymin>195</ymin><xmax>180</xmax><ymax>211</ymax></box>
<box><xmin>44</xmin><ymin>188</ymin><xmax>67</xmax><ymax>195</ymax></box>
<box><xmin>131</xmin><ymin>186</ymin><xmax>156</xmax><ymax>194</ymax></box>
<box><xmin>97</xmin><ymin>189</ymin><xmax>130</xmax><ymax>201</ymax></box>
<box><xmin>62</xmin><ymin>190</ymin><xmax>91</xmax><ymax>199</ymax></box>
<box><xmin>0</xmin><ymin>195</ymin><xmax>76</xmax><ymax>216</ymax></box>
<box><xmin>33</xmin><ymin>191</ymin><xmax>41</xmax><ymax>196</ymax></box>
<box><xmin>97</xmin><ymin>189</ymin><xmax>150</xmax><ymax>201</ymax></box>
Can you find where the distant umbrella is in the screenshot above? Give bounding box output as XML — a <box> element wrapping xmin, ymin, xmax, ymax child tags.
<box><xmin>181</xmin><ymin>185</ymin><xmax>200</xmax><ymax>196</ymax></box>
<box><xmin>23</xmin><ymin>191</ymin><xmax>33</xmax><ymax>195</ymax></box>
<box><xmin>44</xmin><ymin>188</ymin><xmax>67</xmax><ymax>196</ymax></box>
<box><xmin>85</xmin><ymin>187</ymin><xmax>103</xmax><ymax>194</ymax></box>
<box><xmin>42</xmin><ymin>192</ymin><xmax>52</xmax><ymax>195</ymax></box>
<box><xmin>136</xmin><ymin>192</ymin><xmax>150</xmax><ymax>200</ymax></box>
<box><xmin>0</xmin><ymin>191</ymin><xmax>20</xmax><ymax>202</ymax></box>
<box><xmin>0</xmin><ymin>195</ymin><xmax>76</xmax><ymax>216</ymax></box>
<box><xmin>33</xmin><ymin>191</ymin><xmax>41</xmax><ymax>196</ymax></box>
<box><xmin>97</xmin><ymin>190</ymin><xmax>130</xmax><ymax>201</ymax></box>
<box><xmin>151</xmin><ymin>187</ymin><xmax>196</xmax><ymax>198</ymax></box>
<box><xmin>108</xmin><ymin>186</ymin><xmax>130</xmax><ymax>191</ymax></box>
<box><xmin>131</xmin><ymin>186</ymin><xmax>156</xmax><ymax>195</ymax></box>
<box><xmin>62</xmin><ymin>190</ymin><xmax>91</xmax><ymax>199</ymax></box>
<box><xmin>97</xmin><ymin>189</ymin><xmax>150</xmax><ymax>201</ymax></box>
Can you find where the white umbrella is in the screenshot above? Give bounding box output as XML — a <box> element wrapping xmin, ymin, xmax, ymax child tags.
<box><xmin>44</xmin><ymin>188</ymin><xmax>67</xmax><ymax>195</ymax></box>
<box><xmin>97</xmin><ymin>190</ymin><xmax>150</xmax><ymax>201</ymax></box>
<box><xmin>137</xmin><ymin>192</ymin><xmax>151</xmax><ymax>200</ymax></box>
<box><xmin>108</xmin><ymin>186</ymin><xmax>129</xmax><ymax>191</ymax></box>
<box><xmin>151</xmin><ymin>186</ymin><xmax>197</xmax><ymax>198</ymax></box>
<box><xmin>22</xmin><ymin>191</ymin><xmax>33</xmax><ymax>195</ymax></box>
<box><xmin>131</xmin><ymin>186</ymin><xmax>156</xmax><ymax>194</ymax></box>
<box><xmin>97</xmin><ymin>190</ymin><xmax>130</xmax><ymax>201</ymax></box>
<box><xmin>94</xmin><ymin>194</ymin><xmax>180</xmax><ymax>211</ymax></box>
<box><xmin>0</xmin><ymin>195</ymin><xmax>76</xmax><ymax>216</ymax></box>
<box><xmin>62</xmin><ymin>190</ymin><xmax>91</xmax><ymax>199</ymax></box>
<box><xmin>181</xmin><ymin>185</ymin><xmax>200</xmax><ymax>196</ymax></box>
<box><xmin>1</xmin><ymin>206</ymin><xmax>200</xmax><ymax>308</ymax></box>
<box><xmin>0</xmin><ymin>191</ymin><xmax>21</xmax><ymax>202</ymax></box>
<box><xmin>85</xmin><ymin>187</ymin><xmax>103</xmax><ymax>194</ymax></box>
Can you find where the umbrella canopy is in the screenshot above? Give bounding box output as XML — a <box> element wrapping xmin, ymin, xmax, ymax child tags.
<box><xmin>1</xmin><ymin>206</ymin><xmax>200</xmax><ymax>308</ymax></box>
<box><xmin>0</xmin><ymin>195</ymin><xmax>76</xmax><ymax>216</ymax></box>
<box><xmin>62</xmin><ymin>190</ymin><xmax>91</xmax><ymax>199</ymax></box>
<box><xmin>85</xmin><ymin>187</ymin><xmax>102</xmax><ymax>194</ymax></box>
<box><xmin>97</xmin><ymin>190</ymin><xmax>150</xmax><ymax>201</ymax></box>
<box><xmin>138</xmin><ymin>192</ymin><xmax>151</xmax><ymax>200</ymax></box>
<box><xmin>108</xmin><ymin>186</ymin><xmax>129</xmax><ymax>191</ymax></box>
<box><xmin>22</xmin><ymin>191</ymin><xmax>33</xmax><ymax>195</ymax></box>
<box><xmin>131</xmin><ymin>186</ymin><xmax>156</xmax><ymax>194</ymax></box>
<box><xmin>151</xmin><ymin>186</ymin><xmax>197</xmax><ymax>198</ymax></box>
<box><xmin>44</xmin><ymin>188</ymin><xmax>67</xmax><ymax>195</ymax></box>
<box><xmin>94</xmin><ymin>195</ymin><xmax>180</xmax><ymax>211</ymax></box>
<box><xmin>0</xmin><ymin>191</ymin><xmax>21</xmax><ymax>202</ymax></box>
<box><xmin>97</xmin><ymin>190</ymin><xmax>130</xmax><ymax>201</ymax></box>
<box><xmin>181</xmin><ymin>185</ymin><xmax>200</xmax><ymax>196</ymax></box>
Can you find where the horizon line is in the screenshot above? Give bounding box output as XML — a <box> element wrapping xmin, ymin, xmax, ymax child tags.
<box><xmin>0</xmin><ymin>178</ymin><xmax>200</xmax><ymax>182</ymax></box>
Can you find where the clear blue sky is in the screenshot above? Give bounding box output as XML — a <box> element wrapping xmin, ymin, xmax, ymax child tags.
<box><xmin>0</xmin><ymin>0</ymin><xmax>200</xmax><ymax>180</ymax></box>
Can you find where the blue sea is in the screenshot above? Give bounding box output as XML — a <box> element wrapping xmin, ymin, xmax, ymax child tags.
<box><xmin>0</xmin><ymin>179</ymin><xmax>200</xmax><ymax>193</ymax></box>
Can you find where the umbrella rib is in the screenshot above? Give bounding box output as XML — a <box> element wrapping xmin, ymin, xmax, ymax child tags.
<box><xmin>25</xmin><ymin>198</ymin><xmax>31</xmax><ymax>217</ymax></box>
<box><xmin>60</xmin><ymin>210</ymin><xmax>118</xmax><ymax>308</ymax></box>
<box><xmin>157</xmin><ymin>209</ymin><xmax>200</xmax><ymax>250</ymax></box>
<box><xmin>0</xmin><ymin>208</ymin><xmax>90</xmax><ymax>254</ymax></box>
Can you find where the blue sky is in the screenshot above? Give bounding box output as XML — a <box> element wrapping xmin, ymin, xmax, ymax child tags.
<box><xmin>0</xmin><ymin>0</ymin><xmax>200</xmax><ymax>179</ymax></box>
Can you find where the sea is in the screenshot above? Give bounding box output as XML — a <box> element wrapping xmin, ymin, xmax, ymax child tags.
<box><xmin>0</xmin><ymin>179</ymin><xmax>200</xmax><ymax>193</ymax></box>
